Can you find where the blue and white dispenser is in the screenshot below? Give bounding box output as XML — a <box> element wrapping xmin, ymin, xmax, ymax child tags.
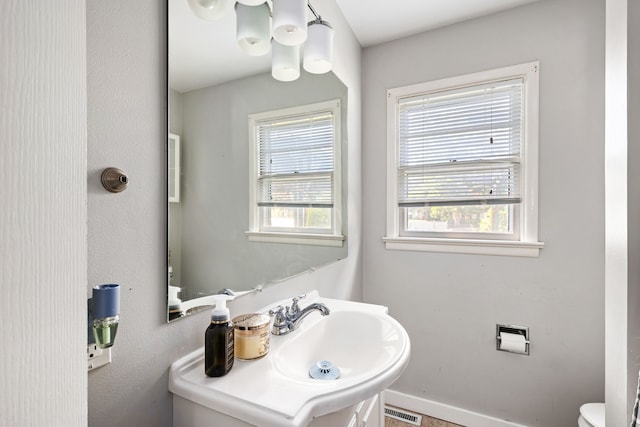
<box><xmin>92</xmin><ymin>284</ymin><xmax>120</xmax><ymax>349</ymax></box>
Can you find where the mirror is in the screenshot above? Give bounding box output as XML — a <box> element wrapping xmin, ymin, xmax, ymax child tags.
<box><xmin>167</xmin><ymin>0</ymin><xmax>348</xmax><ymax>321</ymax></box>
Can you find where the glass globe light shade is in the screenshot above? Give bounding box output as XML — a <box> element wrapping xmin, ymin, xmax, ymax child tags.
<box><xmin>236</xmin><ymin>2</ymin><xmax>271</xmax><ymax>56</ymax></box>
<box><xmin>187</xmin><ymin>0</ymin><xmax>226</xmax><ymax>21</ymax></box>
<box><xmin>272</xmin><ymin>0</ymin><xmax>307</xmax><ymax>46</ymax></box>
<box><xmin>236</xmin><ymin>0</ymin><xmax>266</xmax><ymax>5</ymax></box>
<box><xmin>303</xmin><ymin>19</ymin><xmax>333</xmax><ymax>74</ymax></box>
<box><xmin>271</xmin><ymin>40</ymin><xmax>300</xmax><ymax>82</ymax></box>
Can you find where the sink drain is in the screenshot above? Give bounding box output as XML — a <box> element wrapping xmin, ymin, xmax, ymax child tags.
<box><xmin>309</xmin><ymin>360</ymin><xmax>340</xmax><ymax>380</ymax></box>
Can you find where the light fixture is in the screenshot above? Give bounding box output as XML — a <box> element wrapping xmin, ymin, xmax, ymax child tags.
<box><xmin>303</xmin><ymin>18</ymin><xmax>333</xmax><ymax>74</ymax></box>
<box><xmin>187</xmin><ymin>0</ymin><xmax>226</xmax><ymax>21</ymax></box>
<box><xmin>236</xmin><ymin>0</ymin><xmax>266</xmax><ymax>5</ymax></box>
<box><xmin>235</xmin><ymin>2</ymin><xmax>271</xmax><ymax>56</ymax></box>
<box><xmin>271</xmin><ymin>40</ymin><xmax>300</xmax><ymax>82</ymax></box>
<box><xmin>272</xmin><ymin>0</ymin><xmax>308</xmax><ymax>46</ymax></box>
<box><xmin>187</xmin><ymin>0</ymin><xmax>333</xmax><ymax>82</ymax></box>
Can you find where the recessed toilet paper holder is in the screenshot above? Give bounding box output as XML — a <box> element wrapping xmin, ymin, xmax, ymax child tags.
<box><xmin>496</xmin><ymin>324</ymin><xmax>530</xmax><ymax>355</ymax></box>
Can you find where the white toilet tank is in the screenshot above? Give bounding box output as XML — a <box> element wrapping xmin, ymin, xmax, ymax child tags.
<box><xmin>578</xmin><ymin>403</ymin><xmax>604</xmax><ymax>427</ymax></box>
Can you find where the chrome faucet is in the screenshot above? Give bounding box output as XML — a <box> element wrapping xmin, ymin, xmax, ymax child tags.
<box><xmin>268</xmin><ymin>294</ymin><xmax>330</xmax><ymax>335</ymax></box>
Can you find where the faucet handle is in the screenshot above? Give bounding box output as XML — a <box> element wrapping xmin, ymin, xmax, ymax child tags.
<box><xmin>269</xmin><ymin>305</ymin><xmax>285</xmax><ymax>320</ymax></box>
<box><xmin>269</xmin><ymin>305</ymin><xmax>290</xmax><ymax>336</ymax></box>
<box><xmin>290</xmin><ymin>294</ymin><xmax>306</xmax><ymax>314</ymax></box>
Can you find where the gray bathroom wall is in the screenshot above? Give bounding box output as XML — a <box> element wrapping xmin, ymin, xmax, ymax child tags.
<box><xmin>86</xmin><ymin>1</ymin><xmax>361</xmax><ymax>426</ymax></box>
<box><xmin>362</xmin><ymin>0</ymin><xmax>605</xmax><ymax>426</ymax></box>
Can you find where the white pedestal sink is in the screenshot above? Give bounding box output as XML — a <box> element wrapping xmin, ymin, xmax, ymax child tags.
<box><xmin>169</xmin><ymin>292</ymin><xmax>411</xmax><ymax>427</ymax></box>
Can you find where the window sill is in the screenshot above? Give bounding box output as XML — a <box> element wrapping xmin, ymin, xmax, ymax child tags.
<box><xmin>383</xmin><ymin>236</ymin><xmax>544</xmax><ymax>257</ymax></box>
<box><xmin>246</xmin><ymin>231</ymin><xmax>344</xmax><ymax>247</ymax></box>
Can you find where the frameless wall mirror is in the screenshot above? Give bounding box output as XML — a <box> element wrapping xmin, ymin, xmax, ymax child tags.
<box><xmin>167</xmin><ymin>0</ymin><xmax>348</xmax><ymax>322</ymax></box>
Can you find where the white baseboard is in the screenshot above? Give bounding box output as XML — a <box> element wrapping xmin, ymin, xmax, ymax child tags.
<box><xmin>384</xmin><ymin>389</ymin><xmax>527</xmax><ymax>427</ymax></box>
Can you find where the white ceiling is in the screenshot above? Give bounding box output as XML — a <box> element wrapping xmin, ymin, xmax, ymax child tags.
<box><xmin>336</xmin><ymin>0</ymin><xmax>537</xmax><ymax>48</ymax></box>
<box><xmin>169</xmin><ymin>0</ymin><xmax>537</xmax><ymax>93</ymax></box>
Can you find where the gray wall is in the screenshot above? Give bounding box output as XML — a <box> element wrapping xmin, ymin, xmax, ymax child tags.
<box><xmin>177</xmin><ymin>71</ymin><xmax>348</xmax><ymax>296</ymax></box>
<box><xmin>87</xmin><ymin>0</ymin><xmax>362</xmax><ymax>426</ymax></box>
<box><xmin>361</xmin><ymin>1</ymin><xmax>605</xmax><ymax>426</ymax></box>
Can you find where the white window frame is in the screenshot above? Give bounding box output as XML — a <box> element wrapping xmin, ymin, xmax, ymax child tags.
<box><xmin>168</xmin><ymin>133</ymin><xmax>181</xmax><ymax>203</ymax></box>
<box><xmin>246</xmin><ymin>99</ymin><xmax>344</xmax><ymax>247</ymax></box>
<box><xmin>384</xmin><ymin>62</ymin><xmax>544</xmax><ymax>257</ymax></box>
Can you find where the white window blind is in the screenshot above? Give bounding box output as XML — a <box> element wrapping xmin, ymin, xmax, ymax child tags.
<box><xmin>397</xmin><ymin>78</ymin><xmax>523</xmax><ymax>207</ymax></box>
<box><xmin>256</xmin><ymin>110</ymin><xmax>335</xmax><ymax>208</ymax></box>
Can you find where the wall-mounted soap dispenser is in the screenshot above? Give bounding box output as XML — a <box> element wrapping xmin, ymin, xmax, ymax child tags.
<box><xmin>88</xmin><ymin>284</ymin><xmax>120</xmax><ymax>371</ymax></box>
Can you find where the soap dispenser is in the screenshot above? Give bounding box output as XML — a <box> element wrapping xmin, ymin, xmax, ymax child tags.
<box><xmin>205</xmin><ymin>295</ymin><xmax>235</xmax><ymax>377</ymax></box>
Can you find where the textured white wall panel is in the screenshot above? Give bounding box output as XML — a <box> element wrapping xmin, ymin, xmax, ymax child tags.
<box><xmin>0</xmin><ymin>1</ymin><xmax>87</xmax><ymax>426</ymax></box>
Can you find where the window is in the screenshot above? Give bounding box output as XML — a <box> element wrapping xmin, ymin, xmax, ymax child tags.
<box><xmin>246</xmin><ymin>99</ymin><xmax>343</xmax><ymax>247</ymax></box>
<box><xmin>385</xmin><ymin>62</ymin><xmax>543</xmax><ymax>256</ymax></box>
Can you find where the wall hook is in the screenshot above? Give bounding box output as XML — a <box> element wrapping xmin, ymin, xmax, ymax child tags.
<box><xmin>101</xmin><ymin>167</ymin><xmax>128</xmax><ymax>193</ymax></box>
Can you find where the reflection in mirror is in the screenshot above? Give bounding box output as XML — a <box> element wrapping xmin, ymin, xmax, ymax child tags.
<box><xmin>168</xmin><ymin>2</ymin><xmax>349</xmax><ymax>320</ymax></box>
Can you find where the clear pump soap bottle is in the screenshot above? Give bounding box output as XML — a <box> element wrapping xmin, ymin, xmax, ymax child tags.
<box><xmin>205</xmin><ymin>295</ymin><xmax>235</xmax><ymax>377</ymax></box>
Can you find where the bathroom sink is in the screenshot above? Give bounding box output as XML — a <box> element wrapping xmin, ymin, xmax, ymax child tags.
<box><xmin>272</xmin><ymin>309</ymin><xmax>407</xmax><ymax>383</ymax></box>
<box><xmin>169</xmin><ymin>291</ymin><xmax>410</xmax><ymax>427</ymax></box>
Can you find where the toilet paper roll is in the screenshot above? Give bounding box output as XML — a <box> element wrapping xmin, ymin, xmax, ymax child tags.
<box><xmin>499</xmin><ymin>331</ymin><xmax>527</xmax><ymax>353</ymax></box>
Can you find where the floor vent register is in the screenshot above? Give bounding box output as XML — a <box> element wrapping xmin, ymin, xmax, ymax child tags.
<box><xmin>384</xmin><ymin>406</ymin><xmax>423</xmax><ymax>426</ymax></box>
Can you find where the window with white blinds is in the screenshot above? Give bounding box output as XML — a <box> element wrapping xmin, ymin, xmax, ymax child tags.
<box><xmin>256</xmin><ymin>110</ymin><xmax>334</xmax><ymax>208</ymax></box>
<box><xmin>385</xmin><ymin>62</ymin><xmax>542</xmax><ymax>256</ymax></box>
<box><xmin>248</xmin><ymin>99</ymin><xmax>342</xmax><ymax>245</ymax></box>
<box><xmin>397</xmin><ymin>78</ymin><xmax>523</xmax><ymax>207</ymax></box>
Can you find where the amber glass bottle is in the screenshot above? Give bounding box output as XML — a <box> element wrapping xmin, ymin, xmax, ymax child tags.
<box><xmin>204</xmin><ymin>296</ymin><xmax>234</xmax><ymax>377</ymax></box>
<box><xmin>204</xmin><ymin>320</ymin><xmax>234</xmax><ymax>377</ymax></box>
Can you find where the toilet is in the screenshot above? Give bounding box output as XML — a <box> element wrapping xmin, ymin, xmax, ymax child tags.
<box><xmin>578</xmin><ymin>403</ymin><xmax>605</xmax><ymax>427</ymax></box>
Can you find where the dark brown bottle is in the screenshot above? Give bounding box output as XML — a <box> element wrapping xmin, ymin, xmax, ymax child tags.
<box><xmin>204</xmin><ymin>296</ymin><xmax>234</xmax><ymax>377</ymax></box>
<box><xmin>204</xmin><ymin>321</ymin><xmax>234</xmax><ymax>377</ymax></box>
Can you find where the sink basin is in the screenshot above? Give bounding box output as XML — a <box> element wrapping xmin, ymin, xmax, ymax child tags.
<box><xmin>169</xmin><ymin>292</ymin><xmax>410</xmax><ymax>427</ymax></box>
<box><xmin>273</xmin><ymin>310</ymin><xmax>407</xmax><ymax>383</ymax></box>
